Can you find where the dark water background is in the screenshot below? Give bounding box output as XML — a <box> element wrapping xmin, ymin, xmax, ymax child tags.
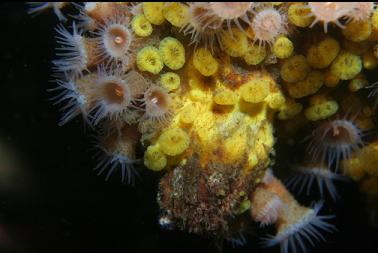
<box><xmin>0</xmin><ymin>2</ymin><xmax>377</xmax><ymax>253</ymax></box>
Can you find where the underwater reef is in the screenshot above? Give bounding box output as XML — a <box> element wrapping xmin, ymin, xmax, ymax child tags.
<box><xmin>28</xmin><ymin>2</ymin><xmax>378</xmax><ymax>253</ymax></box>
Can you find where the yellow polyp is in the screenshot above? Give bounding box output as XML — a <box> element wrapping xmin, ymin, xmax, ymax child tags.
<box><xmin>324</xmin><ymin>71</ymin><xmax>340</xmax><ymax>87</ymax></box>
<box><xmin>162</xmin><ymin>2</ymin><xmax>189</xmax><ymax>28</ymax></box>
<box><xmin>266</xmin><ymin>92</ymin><xmax>286</xmax><ymax>110</ymax></box>
<box><xmin>160</xmin><ymin>72</ymin><xmax>180</xmax><ymax>92</ymax></box>
<box><xmin>131</xmin><ymin>14</ymin><xmax>153</xmax><ymax>37</ymax></box>
<box><xmin>369</xmin><ymin>26</ymin><xmax>378</xmax><ymax>41</ymax></box>
<box><xmin>307</xmin><ymin>38</ymin><xmax>340</xmax><ymax>69</ymax></box>
<box><xmin>343</xmin><ymin>20</ymin><xmax>372</xmax><ymax>42</ymax></box>
<box><xmin>348</xmin><ymin>75</ymin><xmax>369</xmax><ymax>92</ymax></box>
<box><xmin>363</xmin><ymin>51</ymin><xmax>378</xmax><ymax>69</ymax></box>
<box><xmin>221</xmin><ymin>28</ymin><xmax>249</xmax><ymax>57</ymax></box>
<box><xmin>278</xmin><ymin>100</ymin><xmax>303</xmax><ymax>120</ymax></box>
<box><xmin>273</xmin><ymin>37</ymin><xmax>294</xmax><ymax>59</ymax></box>
<box><xmin>361</xmin><ymin>177</ymin><xmax>378</xmax><ymax>195</ymax></box>
<box><xmin>159</xmin><ymin>37</ymin><xmax>185</xmax><ymax>70</ymax></box>
<box><xmin>180</xmin><ymin>103</ymin><xmax>196</xmax><ymax>124</ymax></box>
<box><xmin>143</xmin><ymin>2</ymin><xmax>165</xmax><ymax>25</ymax></box>
<box><xmin>157</xmin><ymin>128</ymin><xmax>190</xmax><ymax>156</ymax></box>
<box><xmin>240</xmin><ymin>78</ymin><xmax>270</xmax><ymax>104</ymax></box>
<box><xmin>244</xmin><ymin>43</ymin><xmax>267</xmax><ymax>65</ymax></box>
<box><xmin>343</xmin><ymin>156</ymin><xmax>365</xmax><ymax>181</ymax></box>
<box><xmin>344</xmin><ymin>141</ymin><xmax>378</xmax><ymax>187</ymax></box>
<box><xmin>213</xmin><ymin>90</ymin><xmax>238</xmax><ymax>105</ymax></box>
<box><xmin>285</xmin><ymin>71</ymin><xmax>324</xmax><ymax>98</ymax></box>
<box><xmin>136</xmin><ymin>46</ymin><xmax>164</xmax><ymax>74</ymax></box>
<box><xmin>343</xmin><ymin>40</ymin><xmax>371</xmax><ymax>56</ymax></box>
<box><xmin>192</xmin><ymin>48</ymin><xmax>219</xmax><ymax>76</ymax></box>
<box><xmin>280</xmin><ymin>55</ymin><xmax>310</xmax><ymax>83</ymax></box>
<box><xmin>238</xmin><ymin>199</ymin><xmax>251</xmax><ymax>214</ymax></box>
<box><xmin>304</xmin><ymin>100</ymin><xmax>338</xmax><ymax>121</ymax></box>
<box><xmin>331</xmin><ymin>51</ymin><xmax>362</xmax><ymax>80</ymax></box>
<box><xmin>372</xmin><ymin>8</ymin><xmax>378</xmax><ymax>30</ymax></box>
<box><xmin>144</xmin><ymin>144</ymin><xmax>167</xmax><ymax>171</ymax></box>
<box><xmin>288</xmin><ymin>3</ymin><xmax>314</xmax><ymax>28</ymax></box>
<box><xmin>362</xmin><ymin>143</ymin><xmax>378</xmax><ymax>176</ymax></box>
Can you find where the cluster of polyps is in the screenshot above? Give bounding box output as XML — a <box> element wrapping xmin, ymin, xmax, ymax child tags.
<box><xmin>27</xmin><ymin>2</ymin><xmax>378</xmax><ymax>253</ymax></box>
<box><xmin>47</xmin><ymin>3</ymin><xmax>174</xmax><ymax>184</ymax></box>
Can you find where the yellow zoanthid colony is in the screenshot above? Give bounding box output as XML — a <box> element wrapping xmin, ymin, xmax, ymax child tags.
<box><xmin>30</xmin><ymin>2</ymin><xmax>378</xmax><ymax>252</ymax></box>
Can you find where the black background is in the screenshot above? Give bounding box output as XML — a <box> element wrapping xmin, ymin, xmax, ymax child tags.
<box><xmin>0</xmin><ymin>2</ymin><xmax>376</xmax><ymax>253</ymax></box>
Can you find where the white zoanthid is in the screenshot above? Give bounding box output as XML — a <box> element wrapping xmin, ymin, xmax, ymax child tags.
<box><xmin>90</xmin><ymin>65</ymin><xmax>136</xmax><ymax>125</ymax></box>
<box><xmin>208</xmin><ymin>2</ymin><xmax>254</xmax><ymax>33</ymax></box>
<box><xmin>93</xmin><ymin>124</ymin><xmax>140</xmax><ymax>184</ymax></box>
<box><xmin>70</xmin><ymin>3</ymin><xmax>98</xmax><ymax>32</ymax></box>
<box><xmin>286</xmin><ymin>164</ymin><xmax>347</xmax><ymax>200</ymax></box>
<box><xmin>182</xmin><ymin>2</ymin><xmax>224</xmax><ymax>50</ymax></box>
<box><xmin>307</xmin><ymin>2</ymin><xmax>351</xmax><ymax>33</ymax></box>
<box><xmin>225</xmin><ymin>232</ymin><xmax>248</xmax><ymax>248</ymax></box>
<box><xmin>53</xmin><ymin>22</ymin><xmax>90</xmax><ymax>76</ymax></box>
<box><xmin>251</xmin><ymin>187</ymin><xmax>283</xmax><ymax>227</ymax></box>
<box><xmin>250</xmin><ymin>7</ymin><xmax>288</xmax><ymax>48</ymax></box>
<box><xmin>305</xmin><ymin>115</ymin><xmax>364</xmax><ymax>170</ymax></box>
<box><xmin>141</xmin><ymin>85</ymin><xmax>173</xmax><ymax>126</ymax></box>
<box><xmin>49</xmin><ymin>72</ymin><xmax>98</xmax><ymax>126</ymax></box>
<box><xmin>27</xmin><ymin>2</ymin><xmax>68</xmax><ymax>21</ymax></box>
<box><xmin>91</xmin><ymin>12</ymin><xmax>133</xmax><ymax>66</ymax></box>
<box><xmin>346</xmin><ymin>2</ymin><xmax>376</xmax><ymax>21</ymax></box>
<box><xmin>262</xmin><ymin>201</ymin><xmax>336</xmax><ymax>253</ymax></box>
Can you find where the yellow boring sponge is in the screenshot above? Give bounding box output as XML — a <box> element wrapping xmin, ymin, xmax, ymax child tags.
<box><xmin>285</xmin><ymin>71</ymin><xmax>324</xmax><ymax>98</ymax></box>
<box><xmin>307</xmin><ymin>38</ymin><xmax>340</xmax><ymax>69</ymax></box>
<box><xmin>131</xmin><ymin>14</ymin><xmax>153</xmax><ymax>37</ymax></box>
<box><xmin>324</xmin><ymin>71</ymin><xmax>340</xmax><ymax>87</ymax></box>
<box><xmin>288</xmin><ymin>3</ymin><xmax>314</xmax><ymax>27</ymax></box>
<box><xmin>159</xmin><ymin>37</ymin><xmax>186</xmax><ymax>70</ymax></box>
<box><xmin>160</xmin><ymin>72</ymin><xmax>181</xmax><ymax>92</ymax></box>
<box><xmin>192</xmin><ymin>48</ymin><xmax>219</xmax><ymax>76</ymax></box>
<box><xmin>243</xmin><ymin>43</ymin><xmax>267</xmax><ymax>65</ymax></box>
<box><xmin>304</xmin><ymin>100</ymin><xmax>338</xmax><ymax>121</ymax></box>
<box><xmin>213</xmin><ymin>90</ymin><xmax>238</xmax><ymax>105</ymax></box>
<box><xmin>144</xmin><ymin>144</ymin><xmax>167</xmax><ymax>171</ymax></box>
<box><xmin>273</xmin><ymin>37</ymin><xmax>294</xmax><ymax>59</ymax></box>
<box><xmin>343</xmin><ymin>20</ymin><xmax>372</xmax><ymax>42</ymax></box>
<box><xmin>278</xmin><ymin>99</ymin><xmax>303</xmax><ymax>120</ymax></box>
<box><xmin>363</xmin><ymin>51</ymin><xmax>378</xmax><ymax>69</ymax></box>
<box><xmin>330</xmin><ymin>51</ymin><xmax>362</xmax><ymax>80</ymax></box>
<box><xmin>280</xmin><ymin>55</ymin><xmax>310</xmax><ymax>83</ymax></box>
<box><xmin>221</xmin><ymin>28</ymin><xmax>249</xmax><ymax>57</ymax></box>
<box><xmin>143</xmin><ymin>2</ymin><xmax>165</xmax><ymax>25</ymax></box>
<box><xmin>136</xmin><ymin>46</ymin><xmax>164</xmax><ymax>74</ymax></box>
<box><xmin>240</xmin><ymin>78</ymin><xmax>270</xmax><ymax>103</ymax></box>
<box><xmin>162</xmin><ymin>2</ymin><xmax>189</xmax><ymax>28</ymax></box>
<box><xmin>157</xmin><ymin>128</ymin><xmax>190</xmax><ymax>156</ymax></box>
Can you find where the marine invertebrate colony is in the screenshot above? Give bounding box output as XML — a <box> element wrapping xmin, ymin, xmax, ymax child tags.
<box><xmin>30</xmin><ymin>2</ymin><xmax>378</xmax><ymax>253</ymax></box>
